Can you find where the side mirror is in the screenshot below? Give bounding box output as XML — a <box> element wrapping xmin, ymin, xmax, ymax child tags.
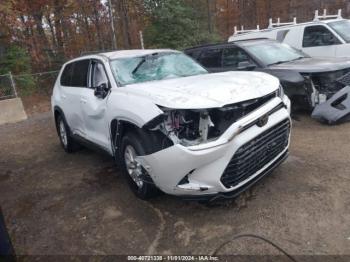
<box><xmin>238</xmin><ymin>61</ymin><xmax>256</xmax><ymax>71</ymax></box>
<box><xmin>94</xmin><ymin>83</ymin><xmax>109</xmax><ymax>99</ymax></box>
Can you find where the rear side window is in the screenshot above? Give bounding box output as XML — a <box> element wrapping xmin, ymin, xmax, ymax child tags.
<box><xmin>198</xmin><ymin>49</ymin><xmax>222</xmax><ymax>68</ymax></box>
<box><xmin>71</xmin><ymin>60</ymin><xmax>90</xmax><ymax>87</ymax></box>
<box><xmin>61</xmin><ymin>60</ymin><xmax>90</xmax><ymax>87</ymax></box>
<box><xmin>303</xmin><ymin>25</ymin><xmax>341</xmax><ymax>47</ymax></box>
<box><xmin>60</xmin><ymin>63</ymin><xmax>73</xmax><ymax>86</ymax></box>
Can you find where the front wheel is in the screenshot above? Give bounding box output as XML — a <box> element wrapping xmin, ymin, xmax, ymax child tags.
<box><xmin>56</xmin><ymin>115</ymin><xmax>80</xmax><ymax>153</ymax></box>
<box><xmin>120</xmin><ymin>132</ymin><xmax>160</xmax><ymax>200</ymax></box>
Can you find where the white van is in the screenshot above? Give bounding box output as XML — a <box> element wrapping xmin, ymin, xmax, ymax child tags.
<box><xmin>229</xmin><ymin>10</ymin><xmax>350</xmax><ymax>59</ymax></box>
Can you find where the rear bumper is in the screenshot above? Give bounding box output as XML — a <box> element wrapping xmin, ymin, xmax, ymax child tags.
<box><xmin>138</xmin><ymin>96</ymin><xmax>291</xmax><ymax>197</ymax></box>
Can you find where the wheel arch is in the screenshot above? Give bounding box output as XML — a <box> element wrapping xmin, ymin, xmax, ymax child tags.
<box><xmin>54</xmin><ymin>106</ymin><xmax>65</xmax><ymax>122</ymax></box>
<box><xmin>110</xmin><ymin>118</ymin><xmax>173</xmax><ymax>160</ymax></box>
<box><xmin>110</xmin><ymin>119</ymin><xmax>141</xmax><ymax>158</ymax></box>
<box><xmin>53</xmin><ymin>106</ymin><xmax>66</xmax><ymax>132</ymax></box>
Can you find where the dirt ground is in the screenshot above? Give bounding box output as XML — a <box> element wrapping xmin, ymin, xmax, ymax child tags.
<box><xmin>0</xmin><ymin>111</ymin><xmax>350</xmax><ymax>258</ymax></box>
<box><xmin>21</xmin><ymin>94</ymin><xmax>51</xmax><ymax>116</ymax></box>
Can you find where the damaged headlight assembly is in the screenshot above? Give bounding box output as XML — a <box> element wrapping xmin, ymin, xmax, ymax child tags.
<box><xmin>145</xmin><ymin>94</ymin><xmax>280</xmax><ymax>149</ymax></box>
<box><xmin>146</xmin><ymin>103</ymin><xmax>261</xmax><ymax>148</ymax></box>
<box><xmin>145</xmin><ymin>107</ymin><xmax>217</xmax><ymax>147</ymax></box>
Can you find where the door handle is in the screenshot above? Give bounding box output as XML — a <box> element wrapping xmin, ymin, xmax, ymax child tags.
<box><xmin>80</xmin><ymin>98</ymin><xmax>87</xmax><ymax>104</ymax></box>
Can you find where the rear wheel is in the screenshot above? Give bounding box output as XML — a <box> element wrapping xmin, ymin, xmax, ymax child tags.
<box><xmin>120</xmin><ymin>132</ymin><xmax>160</xmax><ymax>200</ymax></box>
<box><xmin>56</xmin><ymin>114</ymin><xmax>80</xmax><ymax>153</ymax></box>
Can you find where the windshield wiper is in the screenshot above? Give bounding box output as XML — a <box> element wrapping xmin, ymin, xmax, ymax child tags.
<box><xmin>132</xmin><ymin>52</ymin><xmax>159</xmax><ymax>75</ymax></box>
<box><xmin>268</xmin><ymin>56</ymin><xmax>305</xmax><ymax>66</ymax></box>
<box><xmin>267</xmin><ymin>60</ymin><xmax>289</xmax><ymax>66</ymax></box>
<box><xmin>291</xmin><ymin>56</ymin><xmax>305</xmax><ymax>61</ymax></box>
<box><xmin>132</xmin><ymin>57</ymin><xmax>146</xmax><ymax>75</ymax></box>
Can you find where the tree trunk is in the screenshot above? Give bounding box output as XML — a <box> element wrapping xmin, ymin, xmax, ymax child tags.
<box><xmin>207</xmin><ymin>0</ymin><xmax>212</xmax><ymax>33</ymax></box>
<box><xmin>53</xmin><ymin>0</ymin><xmax>65</xmax><ymax>59</ymax></box>
<box><xmin>92</xmin><ymin>2</ymin><xmax>104</xmax><ymax>50</ymax></box>
<box><xmin>46</xmin><ymin>15</ymin><xmax>58</xmax><ymax>50</ymax></box>
<box><xmin>33</xmin><ymin>13</ymin><xmax>53</xmax><ymax>52</ymax></box>
<box><xmin>118</xmin><ymin>0</ymin><xmax>131</xmax><ymax>49</ymax></box>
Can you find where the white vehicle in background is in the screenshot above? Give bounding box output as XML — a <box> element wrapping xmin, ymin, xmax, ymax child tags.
<box><xmin>229</xmin><ymin>9</ymin><xmax>350</xmax><ymax>59</ymax></box>
<box><xmin>51</xmin><ymin>49</ymin><xmax>291</xmax><ymax>201</ymax></box>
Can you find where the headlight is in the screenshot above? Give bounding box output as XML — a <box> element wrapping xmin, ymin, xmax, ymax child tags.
<box><xmin>277</xmin><ymin>85</ymin><xmax>285</xmax><ymax>99</ymax></box>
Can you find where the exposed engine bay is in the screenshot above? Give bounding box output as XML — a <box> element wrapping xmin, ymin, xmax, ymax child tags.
<box><xmin>147</xmin><ymin>92</ymin><xmax>276</xmax><ymax>146</ymax></box>
<box><xmin>302</xmin><ymin>69</ymin><xmax>350</xmax><ymax>107</ymax></box>
<box><xmin>296</xmin><ymin>69</ymin><xmax>350</xmax><ymax>125</ymax></box>
<box><xmin>311</xmin><ymin>68</ymin><xmax>350</xmax><ymax>97</ymax></box>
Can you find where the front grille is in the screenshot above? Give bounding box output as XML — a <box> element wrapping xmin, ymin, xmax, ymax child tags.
<box><xmin>222</xmin><ymin>91</ymin><xmax>276</xmax><ymax>113</ymax></box>
<box><xmin>220</xmin><ymin>119</ymin><xmax>290</xmax><ymax>188</ymax></box>
<box><xmin>209</xmin><ymin>92</ymin><xmax>277</xmax><ymax>139</ymax></box>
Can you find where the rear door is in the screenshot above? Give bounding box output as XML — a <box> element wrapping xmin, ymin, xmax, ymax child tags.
<box><xmin>301</xmin><ymin>25</ymin><xmax>341</xmax><ymax>57</ymax></box>
<box><xmin>80</xmin><ymin>60</ymin><xmax>111</xmax><ymax>151</ymax></box>
<box><xmin>59</xmin><ymin>59</ymin><xmax>90</xmax><ymax>136</ymax></box>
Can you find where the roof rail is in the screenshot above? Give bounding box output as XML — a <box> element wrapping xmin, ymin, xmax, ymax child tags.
<box><xmin>234</xmin><ymin>25</ymin><xmax>261</xmax><ymax>35</ymax></box>
<box><xmin>268</xmin><ymin>17</ymin><xmax>297</xmax><ymax>29</ymax></box>
<box><xmin>232</xmin><ymin>9</ymin><xmax>345</xmax><ymax>37</ymax></box>
<box><xmin>80</xmin><ymin>50</ymin><xmax>115</xmax><ymax>56</ymax></box>
<box><xmin>313</xmin><ymin>9</ymin><xmax>342</xmax><ymax>21</ymax></box>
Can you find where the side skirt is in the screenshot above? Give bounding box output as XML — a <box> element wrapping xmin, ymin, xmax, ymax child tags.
<box><xmin>72</xmin><ymin>134</ymin><xmax>113</xmax><ymax>157</ymax></box>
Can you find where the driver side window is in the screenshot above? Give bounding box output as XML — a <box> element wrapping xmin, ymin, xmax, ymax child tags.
<box><xmin>91</xmin><ymin>61</ymin><xmax>108</xmax><ymax>88</ymax></box>
<box><xmin>222</xmin><ymin>47</ymin><xmax>253</xmax><ymax>69</ymax></box>
<box><xmin>303</xmin><ymin>25</ymin><xmax>341</xmax><ymax>47</ymax></box>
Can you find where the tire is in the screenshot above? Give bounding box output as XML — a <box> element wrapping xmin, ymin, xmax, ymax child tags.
<box><xmin>120</xmin><ymin>132</ymin><xmax>160</xmax><ymax>200</ymax></box>
<box><xmin>56</xmin><ymin>114</ymin><xmax>80</xmax><ymax>153</ymax></box>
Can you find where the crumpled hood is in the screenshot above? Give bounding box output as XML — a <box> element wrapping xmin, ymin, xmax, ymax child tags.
<box><xmin>268</xmin><ymin>57</ymin><xmax>350</xmax><ymax>73</ymax></box>
<box><xmin>117</xmin><ymin>72</ymin><xmax>279</xmax><ymax>109</ymax></box>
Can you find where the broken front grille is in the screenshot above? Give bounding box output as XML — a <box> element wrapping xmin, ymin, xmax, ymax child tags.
<box><xmin>209</xmin><ymin>92</ymin><xmax>277</xmax><ymax>139</ymax></box>
<box><xmin>311</xmin><ymin>68</ymin><xmax>350</xmax><ymax>97</ymax></box>
<box><xmin>337</xmin><ymin>71</ymin><xmax>350</xmax><ymax>87</ymax></box>
<box><xmin>220</xmin><ymin>119</ymin><xmax>290</xmax><ymax>188</ymax></box>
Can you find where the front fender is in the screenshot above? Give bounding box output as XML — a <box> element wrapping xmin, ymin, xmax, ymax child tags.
<box><xmin>106</xmin><ymin>90</ymin><xmax>164</xmax><ymax>128</ymax></box>
<box><xmin>257</xmin><ymin>69</ymin><xmax>305</xmax><ymax>85</ymax></box>
<box><xmin>257</xmin><ymin>69</ymin><xmax>307</xmax><ymax>97</ymax></box>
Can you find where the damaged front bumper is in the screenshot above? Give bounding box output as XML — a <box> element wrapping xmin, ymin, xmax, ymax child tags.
<box><xmin>138</xmin><ymin>96</ymin><xmax>291</xmax><ymax>198</ymax></box>
<box><xmin>312</xmin><ymin>86</ymin><xmax>350</xmax><ymax>125</ymax></box>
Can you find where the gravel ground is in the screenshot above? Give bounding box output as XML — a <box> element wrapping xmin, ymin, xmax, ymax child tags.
<box><xmin>0</xmin><ymin>112</ymin><xmax>349</xmax><ymax>259</ymax></box>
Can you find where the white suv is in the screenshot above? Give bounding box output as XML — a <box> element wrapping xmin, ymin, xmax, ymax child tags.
<box><xmin>52</xmin><ymin>49</ymin><xmax>291</xmax><ymax>201</ymax></box>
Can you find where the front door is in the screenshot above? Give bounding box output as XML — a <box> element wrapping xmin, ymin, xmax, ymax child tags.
<box><xmin>80</xmin><ymin>60</ymin><xmax>111</xmax><ymax>152</ymax></box>
<box><xmin>221</xmin><ymin>47</ymin><xmax>257</xmax><ymax>72</ymax></box>
<box><xmin>301</xmin><ymin>25</ymin><xmax>341</xmax><ymax>58</ymax></box>
<box><xmin>197</xmin><ymin>48</ymin><xmax>223</xmax><ymax>73</ymax></box>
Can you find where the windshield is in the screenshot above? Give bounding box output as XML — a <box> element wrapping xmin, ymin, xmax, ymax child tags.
<box><xmin>110</xmin><ymin>52</ymin><xmax>208</xmax><ymax>86</ymax></box>
<box><xmin>245</xmin><ymin>42</ymin><xmax>306</xmax><ymax>66</ymax></box>
<box><xmin>329</xmin><ymin>20</ymin><xmax>350</xmax><ymax>43</ymax></box>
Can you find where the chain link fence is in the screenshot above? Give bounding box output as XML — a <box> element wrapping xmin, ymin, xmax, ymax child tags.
<box><xmin>0</xmin><ymin>73</ymin><xmax>17</xmax><ymax>100</ymax></box>
<box><xmin>0</xmin><ymin>71</ymin><xmax>60</xmax><ymax>101</ymax></box>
